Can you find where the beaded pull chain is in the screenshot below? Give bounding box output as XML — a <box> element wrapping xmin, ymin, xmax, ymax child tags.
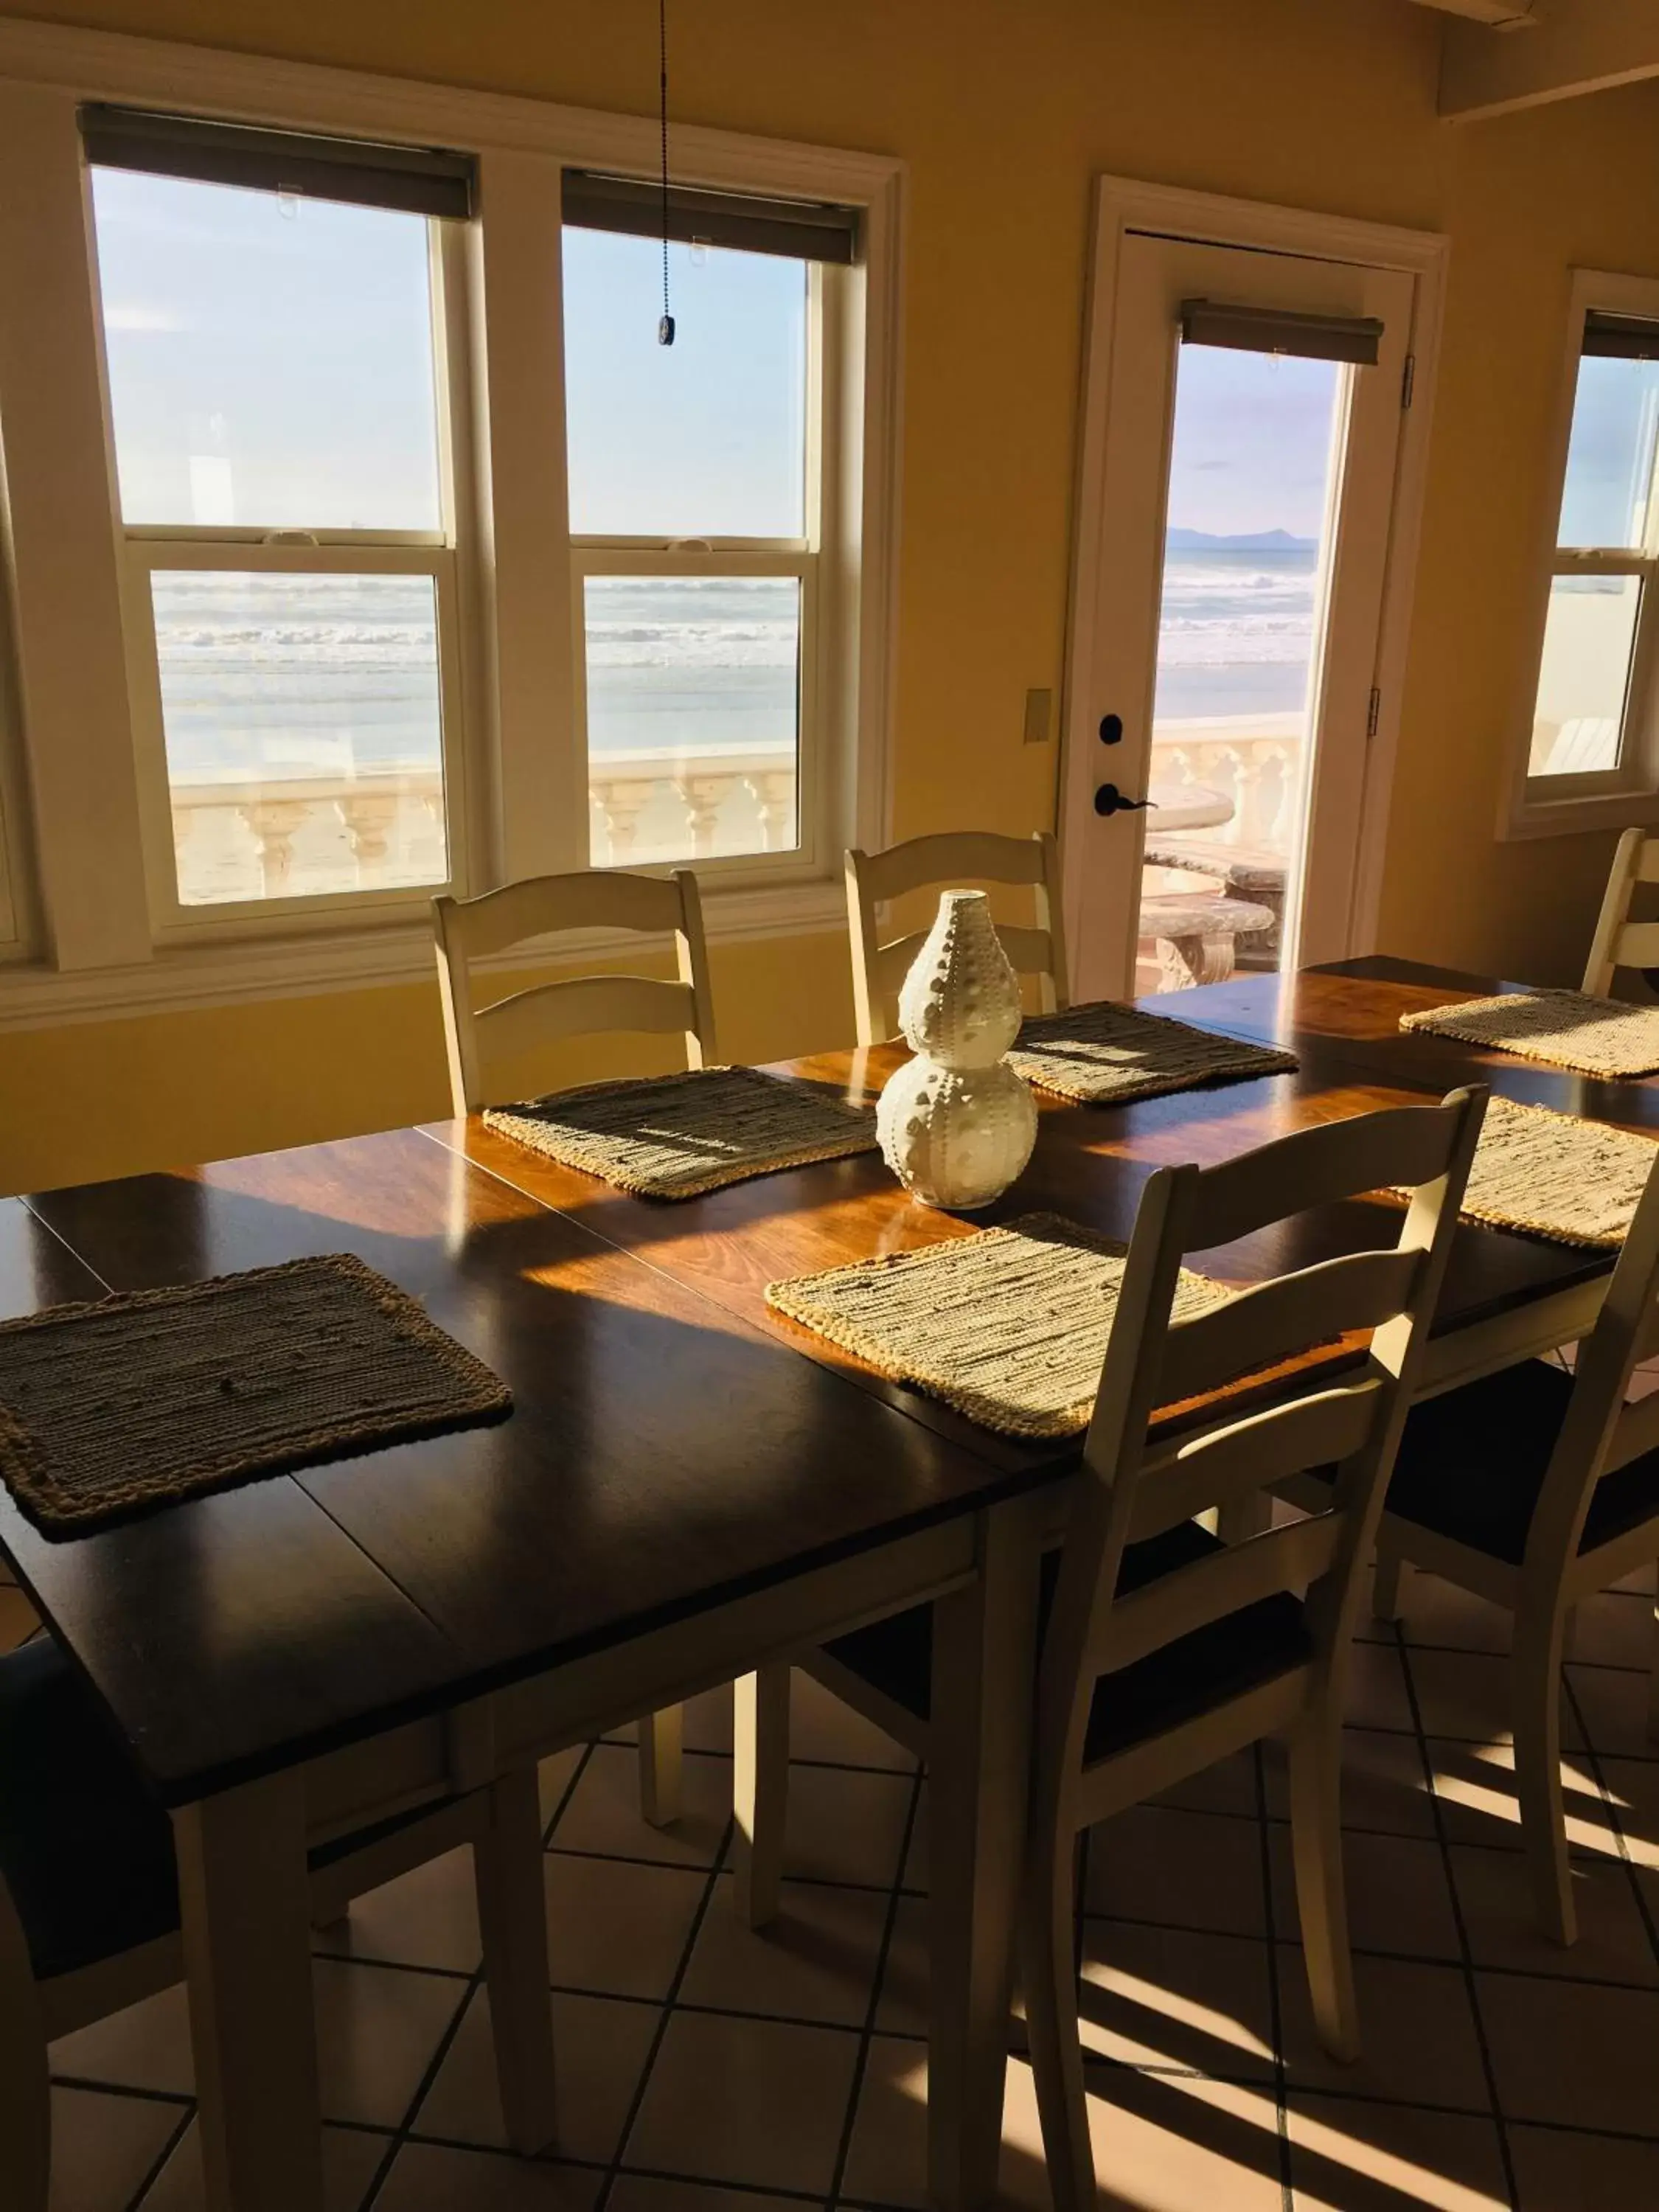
<box><xmin>657</xmin><ymin>0</ymin><xmax>675</xmax><ymax>345</ymax></box>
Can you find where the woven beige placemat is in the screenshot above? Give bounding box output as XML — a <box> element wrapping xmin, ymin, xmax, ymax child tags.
<box><xmin>765</xmin><ymin>1212</ymin><xmax>1231</xmax><ymax>1439</ymax></box>
<box><xmin>0</xmin><ymin>1253</ymin><xmax>511</xmax><ymax>1534</ymax></box>
<box><xmin>484</xmin><ymin>1065</ymin><xmax>878</xmax><ymax>1200</ymax></box>
<box><xmin>1399</xmin><ymin>987</ymin><xmax>1659</xmax><ymax>1079</ymax></box>
<box><xmin>1007</xmin><ymin>1000</ymin><xmax>1298</xmax><ymax>1105</ymax></box>
<box><xmin>1426</xmin><ymin>1094</ymin><xmax>1659</xmax><ymax>1250</ymax></box>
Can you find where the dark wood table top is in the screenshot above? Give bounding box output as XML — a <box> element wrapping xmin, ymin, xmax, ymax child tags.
<box><xmin>9</xmin><ymin>954</ymin><xmax>1641</xmax><ymax>1806</ymax></box>
<box><xmin>426</xmin><ymin>958</ymin><xmax>1625</xmax><ymax>1445</ymax></box>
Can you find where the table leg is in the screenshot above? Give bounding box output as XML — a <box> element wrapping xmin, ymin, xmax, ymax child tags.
<box><xmin>926</xmin><ymin>1495</ymin><xmax>1043</xmax><ymax>2211</ymax></box>
<box><xmin>173</xmin><ymin>1772</ymin><xmax>324</xmax><ymax>2212</ymax></box>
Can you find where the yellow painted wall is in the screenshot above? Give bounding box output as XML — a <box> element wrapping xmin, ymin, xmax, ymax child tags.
<box><xmin>4</xmin><ymin>0</ymin><xmax>1658</xmax><ymax>1191</ymax></box>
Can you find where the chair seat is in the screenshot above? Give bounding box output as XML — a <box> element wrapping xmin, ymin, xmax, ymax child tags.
<box><xmin>0</xmin><ymin>1637</ymin><xmax>180</xmax><ymax>1981</ymax></box>
<box><xmin>1367</xmin><ymin>1360</ymin><xmax>1659</xmax><ymax>1567</ymax></box>
<box><xmin>0</xmin><ymin>1637</ymin><xmax>463</xmax><ymax>1983</ymax></box>
<box><xmin>821</xmin><ymin>1519</ymin><xmax>1310</xmax><ymax>1763</ymax></box>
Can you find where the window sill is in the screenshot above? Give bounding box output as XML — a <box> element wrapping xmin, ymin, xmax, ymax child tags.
<box><xmin>1501</xmin><ymin>785</ymin><xmax>1659</xmax><ymax>843</ymax></box>
<box><xmin>0</xmin><ymin>874</ymin><xmax>849</xmax><ymax>1033</ymax></box>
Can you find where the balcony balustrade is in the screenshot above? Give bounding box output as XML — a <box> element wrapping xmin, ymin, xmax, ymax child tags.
<box><xmin>166</xmin><ymin>722</ymin><xmax>1302</xmax><ymax>910</ymax></box>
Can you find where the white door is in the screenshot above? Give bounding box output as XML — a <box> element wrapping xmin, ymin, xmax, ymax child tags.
<box><xmin>1061</xmin><ymin>225</ymin><xmax>1419</xmax><ymax>1001</ymax></box>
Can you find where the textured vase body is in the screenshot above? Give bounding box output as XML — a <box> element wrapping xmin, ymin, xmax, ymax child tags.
<box><xmin>877</xmin><ymin>890</ymin><xmax>1037</xmax><ymax>1209</ymax></box>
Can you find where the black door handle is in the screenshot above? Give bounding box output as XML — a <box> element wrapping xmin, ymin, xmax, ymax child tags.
<box><xmin>1093</xmin><ymin>783</ymin><xmax>1156</xmax><ymax>818</ymax></box>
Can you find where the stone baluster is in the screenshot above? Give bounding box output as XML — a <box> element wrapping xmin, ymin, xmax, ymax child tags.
<box><xmin>744</xmin><ymin>769</ymin><xmax>797</xmax><ymax>852</ymax></box>
<box><xmin>1228</xmin><ymin>747</ymin><xmax>1266</xmax><ymax>848</ymax></box>
<box><xmin>336</xmin><ymin>793</ymin><xmax>401</xmax><ymax>889</ymax></box>
<box><xmin>671</xmin><ymin>771</ymin><xmax>728</xmax><ymax>860</ymax></box>
<box><xmin>591</xmin><ymin>777</ymin><xmax>653</xmax><ymax>865</ymax></box>
<box><xmin>238</xmin><ymin>797</ymin><xmax>313</xmax><ymax>898</ymax></box>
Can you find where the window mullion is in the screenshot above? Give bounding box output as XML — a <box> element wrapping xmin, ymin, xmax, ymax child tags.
<box><xmin>476</xmin><ymin>147</ymin><xmax>585</xmax><ymax>883</ymax></box>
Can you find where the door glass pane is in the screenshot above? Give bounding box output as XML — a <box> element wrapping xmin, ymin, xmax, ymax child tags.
<box><xmin>584</xmin><ymin>575</ymin><xmax>800</xmax><ymax>866</ymax></box>
<box><xmin>1139</xmin><ymin>344</ymin><xmax>1343</xmax><ymax>992</ymax></box>
<box><xmin>91</xmin><ymin>170</ymin><xmax>442</xmax><ymax>530</ymax></box>
<box><xmin>1528</xmin><ymin>574</ymin><xmax>1641</xmax><ymax>776</ymax></box>
<box><xmin>563</xmin><ymin>229</ymin><xmax>807</xmax><ymax>538</ymax></box>
<box><xmin>153</xmin><ymin>571</ymin><xmax>447</xmax><ymax>905</ymax></box>
<box><xmin>1559</xmin><ymin>355</ymin><xmax>1659</xmax><ymax>552</ymax></box>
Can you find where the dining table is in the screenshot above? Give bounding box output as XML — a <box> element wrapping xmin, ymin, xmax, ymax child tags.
<box><xmin>2</xmin><ymin>951</ymin><xmax>1650</xmax><ymax>2212</ymax></box>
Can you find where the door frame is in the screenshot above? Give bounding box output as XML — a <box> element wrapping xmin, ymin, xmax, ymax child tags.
<box><xmin>1059</xmin><ymin>177</ymin><xmax>1447</xmax><ymax>999</ymax></box>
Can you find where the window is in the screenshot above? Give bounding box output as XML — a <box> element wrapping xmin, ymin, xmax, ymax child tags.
<box><xmin>563</xmin><ymin>181</ymin><xmax>854</xmax><ymax>873</ymax></box>
<box><xmin>0</xmin><ymin>44</ymin><xmax>898</xmax><ymax>1012</ymax></box>
<box><xmin>1524</xmin><ymin>282</ymin><xmax>1659</xmax><ymax>810</ymax></box>
<box><xmin>88</xmin><ymin>131</ymin><xmax>473</xmax><ymax>922</ymax></box>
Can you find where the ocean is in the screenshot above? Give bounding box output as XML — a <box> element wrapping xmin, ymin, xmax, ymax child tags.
<box><xmin>150</xmin><ymin>545</ymin><xmax>1322</xmax><ymax>787</ymax></box>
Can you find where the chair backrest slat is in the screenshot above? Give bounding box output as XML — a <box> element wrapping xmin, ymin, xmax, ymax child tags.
<box><xmin>1583</xmin><ymin>827</ymin><xmax>1659</xmax><ymax>996</ymax></box>
<box><xmin>470</xmin><ymin>975</ymin><xmax>704</xmax><ymax>1065</ymax></box>
<box><xmin>1029</xmin><ymin>1083</ymin><xmax>1485</xmax><ymax>1813</ymax></box>
<box><xmin>1129</xmin><ymin>1379</ymin><xmax>1386</xmax><ymax>1543</ymax></box>
<box><xmin>1612</xmin><ymin>919</ymin><xmax>1659</xmax><ymax>971</ymax></box>
<box><xmin>433</xmin><ymin>867</ymin><xmax>715</xmax><ymax>1113</ymax></box>
<box><xmin>1186</xmin><ymin>1103</ymin><xmax>1464</xmax><ymax>1253</ymax></box>
<box><xmin>1156</xmin><ymin>1248</ymin><xmax>1422</xmax><ymax>1408</ymax></box>
<box><xmin>845</xmin><ymin>830</ymin><xmax>1068</xmax><ymax>1045</ymax></box>
<box><xmin>1099</xmin><ymin>1513</ymin><xmax>1343</xmax><ymax>1673</ymax></box>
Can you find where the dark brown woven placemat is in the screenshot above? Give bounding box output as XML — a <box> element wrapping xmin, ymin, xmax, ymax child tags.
<box><xmin>0</xmin><ymin>1253</ymin><xmax>512</xmax><ymax>1534</ymax></box>
<box><xmin>484</xmin><ymin>1065</ymin><xmax>878</xmax><ymax>1199</ymax></box>
<box><xmin>1007</xmin><ymin>999</ymin><xmax>1298</xmax><ymax>1105</ymax></box>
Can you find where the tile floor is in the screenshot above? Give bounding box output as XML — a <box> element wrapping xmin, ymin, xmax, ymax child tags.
<box><xmin>6</xmin><ymin>1562</ymin><xmax>1657</xmax><ymax>2211</ymax></box>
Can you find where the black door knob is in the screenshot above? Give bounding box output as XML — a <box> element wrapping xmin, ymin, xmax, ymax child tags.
<box><xmin>1093</xmin><ymin>783</ymin><xmax>1155</xmax><ymax>818</ymax></box>
<box><xmin>1098</xmin><ymin>712</ymin><xmax>1124</xmax><ymax>745</ymax></box>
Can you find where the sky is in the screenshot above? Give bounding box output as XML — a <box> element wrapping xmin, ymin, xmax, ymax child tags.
<box><xmin>1164</xmin><ymin>347</ymin><xmax>1340</xmax><ymax>544</ymax></box>
<box><xmin>89</xmin><ymin>169</ymin><xmax>1659</xmax><ymax>560</ymax></box>
<box><xmin>91</xmin><ymin>167</ymin><xmax>808</xmax><ymax>540</ymax></box>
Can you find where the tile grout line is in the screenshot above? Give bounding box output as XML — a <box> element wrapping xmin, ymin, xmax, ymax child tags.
<box><xmin>1394</xmin><ymin>1626</ymin><xmax>1521</xmax><ymax>2211</ymax></box>
<box><xmin>591</xmin><ymin>1805</ymin><xmax>738</xmax><ymax>2212</ymax></box>
<box><xmin>826</xmin><ymin>1760</ymin><xmax>925</xmax><ymax>2209</ymax></box>
<box><xmin>1250</xmin><ymin>1741</ymin><xmax>1294</xmax><ymax>2212</ymax></box>
<box><xmin>355</xmin><ymin>1969</ymin><xmax>483</xmax><ymax>2211</ymax></box>
<box><xmin>121</xmin><ymin>2100</ymin><xmax>197</xmax><ymax>2212</ymax></box>
<box><xmin>1557</xmin><ymin>1669</ymin><xmax>1659</xmax><ymax>1973</ymax></box>
<box><xmin>543</xmin><ymin>1739</ymin><xmax>597</xmax><ymax>1847</ymax></box>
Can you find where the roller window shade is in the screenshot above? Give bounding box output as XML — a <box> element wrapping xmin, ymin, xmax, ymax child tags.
<box><xmin>1179</xmin><ymin>299</ymin><xmax>1384</xmax><ymax>366</ymax></box>
<box><xmin>562</xmin><ymin>170</ymin><xmax>859</xmax><ymax>264</ymax></box>
<box><xmin>79</xmin><ymin>105</ymin><xmax>476</xmax><ymax>220</ymax></box>
<box><xmin>1583</xmin><ymin>310</ymin><xmax>1659</xmax><ymax>362</ymax></box>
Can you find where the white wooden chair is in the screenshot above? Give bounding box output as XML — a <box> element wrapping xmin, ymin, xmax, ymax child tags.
<box><xmin>433</xmin><ymin>867</ymin><xmax>717</xmax><ymax>1115</ymax></box>
<box><xmin>0</xmin><ymin>1635</ymin><xmax>555</xmax><ymax>2208</ymax></box>
<box><xmin>1582</xmin><ymin>826</ymin><xmax>1659</xmax><ymax>997</ymax></box>
<box><xmin>845</xmin><ymin>830</ymin><xmax>1068</xmax><ymax>1046</ymax></box>
<box><xmin>734</xmin><ymin>1090</ymin><xmax>1484</xmax><ymax>2207</ymax></box>
<box><xmin>432</xmin><ymin>866</ymin><xmax>717</xmax><ymax>1829</ymax></box>
<box><xmin>1350</xmin><ymin>1151</ymin><xmax>1659</xmax><ymax>1946</ymax></box>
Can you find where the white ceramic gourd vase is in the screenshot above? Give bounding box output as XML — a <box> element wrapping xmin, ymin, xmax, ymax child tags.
<box><xmin>876</xmin><ymin>888</ymin><xmax>1037</xmax><ymax>1209</ymax></box>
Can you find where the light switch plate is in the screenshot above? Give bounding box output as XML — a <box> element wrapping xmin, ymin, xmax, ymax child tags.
<box><xmin>1023</xmin><ymin>686</ymin><xmax>1053</xmax><ymax>745</ymax></box>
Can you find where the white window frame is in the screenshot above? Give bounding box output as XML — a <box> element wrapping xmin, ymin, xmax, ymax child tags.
<box><xmin>0</xmin><ymin>18</ymin><xmax>902</xmax><ymax>1028</ymax></box>
<box><xmin>99</xmin><ymin>213</ymin><xmax>484</xmax><ymax>942</ymax></box>
<box><xmin>1504</xmin><ymin>268</ymin><xmax>1659</xmax><ymax>841</ymax></box>
<box><xmin>568</xmin><ymin>258</ymin><xmax>843</xmax><ymax>886</ymax></box>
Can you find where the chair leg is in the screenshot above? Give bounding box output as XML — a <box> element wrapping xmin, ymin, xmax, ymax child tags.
<box><xmin>0</xmin><ymin>1893</ymin><xmax>49</xmax><ymax>2212</ymax></box>
<box><xmin>1512</xmin><ymin>1610</ymin><xmax>1576</xmax><ymax>1946</ymax></box>
<box><xmin>1285</xmin><ymin>1713</ymin><xmax>1360</xmax><ymax>2062</ymax></box>
<box><xmin>473</xmin><ymin>1766</ymin><xmax>558</xmax><ymax>2155</ymax></box>
<box><xmin>637</xmin><ymin>1704</ymin><xmax>684</xmax><ymax>1829</ymax></box>
<box><xmin>731</xmin><ymin>1666</ymin><xmax>790</xmax><ymax>1930</ymax></box>
<box><xmin>1018</xmin><ymin>1825</ymin><xmax>1094</xmax><ymax>2212</ymax></box>
<box><xmin>1371</xmin><ymin>1546</ymin><xmax>1405</xmax><ymax>1624</ymax></box>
